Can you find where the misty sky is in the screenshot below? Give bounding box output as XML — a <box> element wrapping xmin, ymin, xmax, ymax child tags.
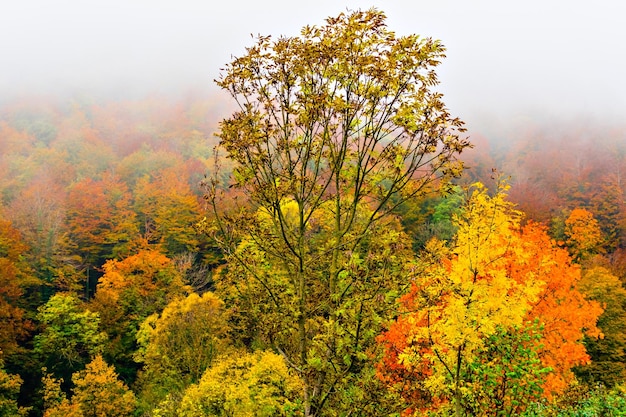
<box><xmin>1</xmin><ymin>0</ymin><xmax>624</xmax><ymax>132</ymax></box>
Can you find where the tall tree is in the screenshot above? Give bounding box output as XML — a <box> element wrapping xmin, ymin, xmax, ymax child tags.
<box><xmin>205</xmin><ymin>9</ymin><xmax>469</xmax><ymax>416</ymax></box>
<box><xmin>216</xmin><ymin>201</ymin><xmax>414</xmax><ymax>415</ymax></box>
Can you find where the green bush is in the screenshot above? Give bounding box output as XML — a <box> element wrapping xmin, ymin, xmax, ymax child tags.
<box><xmin>523</xmin><ymin>385</ymin><xmax>626</xmax><ymax>416</ymax></box>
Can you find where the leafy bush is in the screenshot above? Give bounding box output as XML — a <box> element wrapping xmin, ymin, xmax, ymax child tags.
<box><xmin>523</xmin><ymin>385</ymin><xmax>626</xmax><ymax>416</ymax></box>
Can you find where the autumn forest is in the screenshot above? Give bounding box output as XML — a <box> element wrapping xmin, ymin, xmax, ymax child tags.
<box><xmin>2</xmin><ymin>9</ymin><xmax>626</xmax><ymax>417</ymax></box>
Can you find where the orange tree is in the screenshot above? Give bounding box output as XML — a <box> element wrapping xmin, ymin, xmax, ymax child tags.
<box><xmin>204</xmin><ymin>9</ymin><xmax>469</xmax><ymax>416</ymax></box>
<box><xmin>133</xmin><ymin>167</ymin><xmax>201</xmax><ymax>257</ymax></box>
<box><xmin>65</xmin><ymin>173</ymin><xmax>139</xmax><ymax>290</ymax></box>
<box><xmin>89</xmin><ymin>249</ymin><xmax>188</xmax><ymax>382</ymax></box>
<box><xmin>0</xmin><ymin>219</ymin><xmax>37</xmax><ymax>359</ymax></box>
<box><xmin>377</xmin><ymin>182</ymin><xmax>602</xmax><ymax>417</ymax></box>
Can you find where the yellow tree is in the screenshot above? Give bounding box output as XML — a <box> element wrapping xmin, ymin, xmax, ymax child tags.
<box><xmin>42</xmin><ymin>355</ymin><xmax>136</xmax><ymax>417</ymax></box>
<box><xmin>134</xmin><ymin>292</ymin><xmax>230</xmax><ymax>410</ymax></box>
<box><xmin>564</xmin><ymin>208</ymin><xmax>604</xmax><ymax>261</ymax></box>
<box><xmin>133</xmin><ymin>167</ymin><xmax>201</xmax><ymax>257</ymax></box>
<box><xmin>0</xmin><ymin>356</ymin><xmax>28</xmax><ymax>417</ymax></box>
<box><xmin>173</xmin><ymin>350</ymin><xmax>303</xmax><ymax>417</ymax></box>
<box><xmin>41</xmin><ymin>371</ymin><xmax>81</xmax><ymax>417</ymax></box>
<box><xmin>378</xmin><ymin>182</ymin><xmax>602</xmax><ymax>416</ymax></box>
<box><xmin>379</xmin><ymin>183</ymin><xmax>543</xmax><ymax>416</ymax></box>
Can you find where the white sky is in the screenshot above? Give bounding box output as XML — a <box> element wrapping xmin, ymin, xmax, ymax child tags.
<box><xmin>1</xmin><ymin>0</ymin><xmax>625</xmax><ymax>133</ymax></box>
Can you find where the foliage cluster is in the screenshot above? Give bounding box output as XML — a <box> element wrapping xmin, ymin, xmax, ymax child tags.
<box><xmin>377</xmin><ymin>183</ymin><xmax>603</xmax><ymax>416</ymax></box>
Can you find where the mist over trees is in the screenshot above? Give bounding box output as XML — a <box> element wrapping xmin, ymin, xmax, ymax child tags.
<box><xmin>0</xmin><ymin>7</ymin><xmax>625</xmax><ymax>417</ymax></box>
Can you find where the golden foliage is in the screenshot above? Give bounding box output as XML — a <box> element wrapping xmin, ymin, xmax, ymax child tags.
<box><xmin>134</xmin><ymin>292</ymin><xmax>230</xmax><ymax>410</ymax></box>
<box><xmin>175</xmin><ymin>350</ymin><xmax>303</xmax><ymax>417</ymax></box>
<box><xmin>43</xmin><ymin>355</ymin><xmax>136</xmax><ymax>417</ymax></box>
<box><xmin>378</xmin><ymin>181</ymin><xmax>603</xmax><ymax>415</ymax></box>
<box><xmin>565</xmin><ymin>208</ymin><xmax>604</xmax><ymax>260</ymax></box>
<box><xmin>0</xmin><ymin>357</ymin><xmax>28</xmax><ymax>417</ymax></box>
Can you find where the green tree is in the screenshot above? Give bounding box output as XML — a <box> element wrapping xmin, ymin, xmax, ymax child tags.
<box><xmin>34</xmin><ymin>293</ymin><xmax>106</xmax><ymax>377</ymax></box>
<box><xmin>397</xmin><ymin>186</ymin><xmax>464</xmax><ymax>249</ymax></box>
<box><xmin>576</xmin><ymin>266</ymin><xmax>626</xmax><ymax>387</ymax></box>
<box><xmin>205</xmin><ymin>9</ymin><xmax>469</xmax><ymax>416</ymax></box>
<box><xmin>522</xmin><ymin>384</ymin><xmax>626</xmax><ymax>416</ymax></box>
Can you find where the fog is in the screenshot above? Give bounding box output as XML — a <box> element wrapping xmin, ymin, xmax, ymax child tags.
<box><xmin>1</xmin><ymin>0</ymin><xmax>625</xmax><ymax>133</ymax></box>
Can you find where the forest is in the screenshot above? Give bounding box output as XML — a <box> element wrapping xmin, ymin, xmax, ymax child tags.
<box><xmin>2</xmin><ymin>8</ymin><xmax>626</xmax><ymax>417</ymax></box>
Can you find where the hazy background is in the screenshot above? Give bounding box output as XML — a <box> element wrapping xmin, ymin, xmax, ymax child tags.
<box><xmin>1</xmin><ymin>0</ymin><xmax>624</xmax><ymax>134</ymax></box>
